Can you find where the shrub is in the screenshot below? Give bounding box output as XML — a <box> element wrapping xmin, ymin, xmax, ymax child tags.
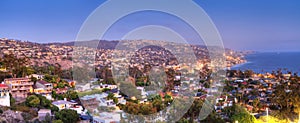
<box><xmin>25</xmin><ymin>95</ymin><xmax>40</xmax><ymax>107</ymax></box>
<box><xmin>52</xmin><ymin>120</ymin><xmax>63</xmax><ymax>123</ymax></box>
<box><xmin>21</xmin><ymin>112</ymin><xmax>34</xmax><ymax>121</ymax></box>
<box><xmin>55</xmin><ymin>109</ymin><xmax>79</xmax><ymax>123</ymax></box>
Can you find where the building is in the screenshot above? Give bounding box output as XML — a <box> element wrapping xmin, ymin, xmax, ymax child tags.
<box><xmin>34</xmin><ymin>80</ymin><xmax>53</xmax><ymax>100</ymax></box>
<box><xmin>4</xmin><ymin>78</ymin><xmax>34</xmax><ymax>99</ymax></box>
<box><xmin>55</xmin><ymin>87</ymin><xmax>68</xmax><ymax>94</ymax></box>
<box><xmin>80</xmin><ymin>96</ymin><xmax>99</xmax><ymax>110</ymax></box>
<box><xmin>0</xmin><ymin>84</ymin><xmax>10</xmax><ymax>107</ymax></box>
<box><xmin>80</xmin><ymin>93</ymin><xmax>116</xmax><ymax>107</ymax></box>
<box><xmin>52</xmin><ymin>98</ymin><xmax>84</xmax><ymax>114</ymax></box>
<box><xmin>93</xmin><ymin>112</ymin><xmax>121</xmax><ymax>123</ymax></box>
<box><xmin>30</xmin><ymin>74</ymin><xmax>45</xmax><ymax>80</ymax></box>
<box><xmin>76</xmin><ymin>83</ymin><xmax>91</xmax><ymax>92</ymax></box>
<box><xmin>38</xmin><ymin>109</ymin><xmax>52</xmax><ymax>121</ymax></box>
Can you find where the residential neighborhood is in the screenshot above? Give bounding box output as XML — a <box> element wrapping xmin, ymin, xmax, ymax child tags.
<box><xmin>0</xmin><ymin>39</ymin><xmax>298</xmax><ymax>123</ymax></box>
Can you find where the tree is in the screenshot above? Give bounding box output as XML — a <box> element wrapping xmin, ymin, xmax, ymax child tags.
<box><xmin>10</xmin><ymin>93</ymin><xmax>16</xmax><ymax>106</ymax></box>
<box><xmin>252</xmin><ymin>98</ymin><xmax>262</xmax><ymax>113</ymax></box>
<box><xmin>291</xmin><ymin>84</ymin><xmax>300</xmax><ymax>123</ymax></box>
<box><xmin>271</xmin><ymin>84</ymin><xmax>294</xmax><ymax>121</ymax></box>
<box><xmin>256</xmin><ymin>115</ymin><xmax>286</xmax><ymax>123</ymax></box>
<box><xmin>66</xmin><ymin>90</ymin><xmax>78</xmax><ymax>100</ymax></box>
<box><xmin>56</xmin><ymin>82</ymin><xmax>65</xmax><ymax>88</ymax></box>
<box><xmin>35</xmin><ymin>94</ymin><xmax>51</xmax><ymax>107</ymax></box>
<box><xmin>176</xmin><ymin>118</ymin><xmax>189</xmax><ymax>123</ymax></box>
<box><xmin>50</xmin><ymin>104</ymin><xmax>59</xmax><ymax>112</ymax></box>
<box><xmin>55</xmin><ymin>109</ymin><xmax>79</xmax><ymax>123</ymax></box>
<box><xmin>25</xmin><ymin>95</ymin><xmax>40</xmax><ymax>107</ymax></box>
<box><xmin>31</xmin><ymin>76</ymin><xmax>38</xmax><ymax>84</ymax></box>
<box><xmin>52</xmin><ymin>120</ymin><xmax>63</xmax><ymax>123</ymax></box>
<box><xmin>42</xmin><ymin>113</ymin><xmax>51</xmax><ymax>123</ymax></box>
<box><xmin>119</xmin><ymin>82</ymin><xmax>142</xmax><ymax>99</ymax></box>
<box><xmin>107</xmin><ymin>93</ymin><xmax>115</xmax><ymax>100</ymax></box>
<box><xmin>244</xmin><ymin>70</ymin><xmax>254</xmax><ymax>78</ymax></box>
<box><xmin>231</xmin><ymin>112</ymin><xmax>256</xmax><ymax>123</ymax></box>
<box><xmin>201</xmin><ymin>111</ymin><xmax>226</xmax><ymax>123</ymax></box>
<box><xmin>0</xmin><ymin>53</ymin><xmax>30</xmax><ymax>77</ymax></box>
<box><xmin>33</xmin><ymin>119</ymin><xmax>41</xmax><ymax>123</ymax></box>
<box><xmin>123</xmin><ymin>102</ymin><xmax>140</xmax><ymax>115</ymax></box>
<box><xmin>164</xmin><ymin>94</ymin><xmax>173</xmax><ymax>105</ymax></box>
<box><xmin>152</xmin><ymin>99</ymin><xmax>165</xmax><ymax>111</ymax></box>
<box><xmin>140</xmin><ymin>103</ymin><xmax>155</xmax><ymax>115</ymax></box>
<box><xmin>113</xmin><ymin>97</ymin><xmax>118</xmax><ymax>104</ymax></box>
<box><xmin>186</xmin><ymin>99</ymin><xmax>204</xmax><ymax>122</ymax></box>
<box><xmin>223</xmin><ymin>104</ymin><xmax>255</xmax><ymax>123</ymax></box>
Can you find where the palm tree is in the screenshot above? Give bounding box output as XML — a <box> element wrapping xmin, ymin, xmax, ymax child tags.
<box><xmin>292</xmin><ymin>96</ymin><xmax>300</xmax><ymax>123</ymax></box>
<box><xmin>271</xmin><ymin>84</ymin><xmax>294</xmax><ymax>121</ymax></box>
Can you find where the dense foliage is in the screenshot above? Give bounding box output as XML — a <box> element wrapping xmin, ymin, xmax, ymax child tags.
<box><xmin>55</xmin><ymin>109</ymin><xmax>79</xmax><ymax>123</ymax></box>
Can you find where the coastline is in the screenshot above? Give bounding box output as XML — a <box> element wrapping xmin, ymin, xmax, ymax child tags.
<box><xmin>230</xmin><ymin>61</ymin><xmax>251</xmax><ymax>69</ymax></box>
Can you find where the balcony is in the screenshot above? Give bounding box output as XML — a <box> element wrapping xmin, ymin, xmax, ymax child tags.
<box><xmin>11</xmin><ymin>82</ymin><xmax>34</xmax><ymax>86</ymax></box>
<box><xmin>11</xmin><ymin>87</ymin><xmax>31</xmax><ymax>91</ymax></box>
<box><xmin>19</xmin><ymin>87</ymin><xmax>31</xmax><ymax>90</ymax></box>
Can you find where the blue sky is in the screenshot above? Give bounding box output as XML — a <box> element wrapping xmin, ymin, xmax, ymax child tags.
<box><xmin>0</xmin><ymin>0</ymin><xmax>300</xmax><ymax>51</ymax></box>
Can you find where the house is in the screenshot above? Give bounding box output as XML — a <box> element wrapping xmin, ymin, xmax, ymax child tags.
<box><xmin>4</xmin><ymin>78</ymin><xmax>34</xmax><ymax>99</ymax></box>
<box><xmin>34</xmin><ymin>80</ymin><xmax>53</xmax><ymax>100</ymax></box>
<box><xmin>52</xmin><ymin>98</ymin><xmax>84</xmax><ymax>114</ymax></box>
<box><xmin>38</xmin><ymin>109</ymin><xmax>51</xmax><ymax>121</ymax></box>
<box><xmin>30</xmin><ymin>74</ymin><xmax>45</xmax><ymax>80</ymax></box>
<box><xmin>136</xmin><ymin>87</ymin><xmax>147</xmax><ymax>99</ymax></box>
<box><xmin>80</xmin><ymin>96</ymin><xmax>99</xmax><ymax>110</ymax></box>
<box><xmin>0</xmin><ymin>84</ymin><xmax>10</xmax><ymax>107</ymax></box>
<box><xmin>55</xmin><ymin>88</ymin><xmax>68</xmax><ymax>94</ymax></box>
<box><xmin>99</xmin><ymin>83</ymin><xmax>118</xmax><ymax>90</ymax></box>
<box><xmin>80</xmin><ymin>93</ymin><xmax>116</xmax><ymax>107</ymax></box>
<box><xmin>93</xmin><ymin>112</ymin><xmax>121</xmax><ymax>123</ymax></box>
<box><xmin>76</xmin><ymin>83</ymin><xmax>91</xmax><ymax>92</ymax></box>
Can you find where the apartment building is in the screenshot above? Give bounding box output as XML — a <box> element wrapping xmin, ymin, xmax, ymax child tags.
<box><xmin>34</xmin><ymin>80</ymin><xmax>53</xmax><ymax>100</ymax></box>
<box><xmin>4</xmin><ymin>78</ymin><xmax>34</xmax><ymax>99</ymax></box>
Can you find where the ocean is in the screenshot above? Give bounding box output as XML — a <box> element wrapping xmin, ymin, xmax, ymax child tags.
<box><xmin>230</xmin><ymin>52</ymin><xmax>300</xmax><ymax>73</ymax></box>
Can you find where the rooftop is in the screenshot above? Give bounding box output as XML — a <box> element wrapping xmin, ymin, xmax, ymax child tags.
<box><xmin>4</xmin><ymin>78</ymin><xmax>30</xmax><ymax>81</ymax></box>
<box><xmin>38</xmin><ymin>109</ymin><xmax>51</xmax><ymax>114</ymax></box>
<box><xmin>37</xmin><ymin>80</ymin><xmax>50</xmax><ymax>85</ymax></box>
<box><xmin>52</xmin><ymin>100</ymin><xmax>77</xmax><ymax>105</ymax></box>
<box><xmin>0</xmin><ymin>84</ymin><xmax>8</xmax><ymax>88</ymax></box>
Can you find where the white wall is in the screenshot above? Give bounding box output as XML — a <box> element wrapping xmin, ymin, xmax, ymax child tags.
<box><xmin>0</xmin><ymin>92</ymin><xmax>10</xmax><ymax>107</ymax></box>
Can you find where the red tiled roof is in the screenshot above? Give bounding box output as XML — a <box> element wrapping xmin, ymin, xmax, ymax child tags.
<box><xmin>242</xmin><ymin>82</ymin><xmax>248</xmax><ymax>85</ymax></box>
<box><xmin>0</xmin><ymin>84</ymin><xmax>9</xmax><ymax>88</ymax></box>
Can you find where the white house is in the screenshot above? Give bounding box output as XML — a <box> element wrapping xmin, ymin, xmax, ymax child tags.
<box><xmin>52</xmin><ymin>98</ymin><xmax>84</xmax><ymax>114</ymax></box>
<box><xmin>30</xmin><ymin>74</ymin><xmax>45</xmax><ymax>80</ymax></box>
<box><xmin>0</xmin><ymin>84</ymin><xmax>10</xmax><ymax>107</ymax></box>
